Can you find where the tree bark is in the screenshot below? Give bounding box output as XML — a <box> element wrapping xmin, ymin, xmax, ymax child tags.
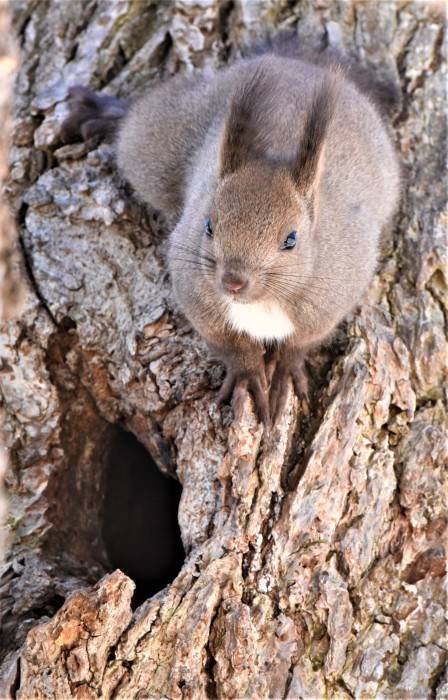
<box><xmin>0</xmin><ymin>0</ymin><xmax>446</xmax><ymax>698</ymax></box>
<box><xmin>0</xmin><ymin>0</ymin><xmax>23</xmax><ymax>581</ymax></box>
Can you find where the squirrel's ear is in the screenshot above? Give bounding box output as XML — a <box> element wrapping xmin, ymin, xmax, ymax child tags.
<box><xmin>289</xmin><ymin>79</ymin><xmax>337</xmax><ymax>211</ymax></box>
<box><xmin>220</xmin><ymin>67</ymin><xmax>271</xmax><ymax>178</ymax></box>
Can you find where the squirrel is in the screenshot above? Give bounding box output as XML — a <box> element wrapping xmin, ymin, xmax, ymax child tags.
<box><xmin>60</xmin><ymin>50</ymin><xmax>400</xmax><ymax>429</ymax></box>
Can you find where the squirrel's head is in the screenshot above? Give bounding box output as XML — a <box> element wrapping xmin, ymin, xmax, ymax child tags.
<box><xmin>203</xmin><ymin>164</ymin><xmax>317</xmax><ymax>305</ymax></box>
<box><xmin>199</xmin><ymin>63</ymin><xmax>335</xmax><ymax>306</ymax></box>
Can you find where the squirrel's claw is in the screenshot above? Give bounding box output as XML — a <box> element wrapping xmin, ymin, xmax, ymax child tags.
<box><xmin>216</xmin><ymin>352</ymin><xmax>309</xmax><ymax>429</ymax></box>
<box><xmin>269</xmin><ymin>357</ymin><xmax>309</xmax><ymax>421</ymax></box>
<box><xmin>217</xmin><ymin>368</ymin><xmax>270</xmax><ymax>431</ymax></box>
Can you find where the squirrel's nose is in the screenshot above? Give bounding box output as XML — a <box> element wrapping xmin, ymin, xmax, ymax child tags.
<box><xmin>221</xmin><ymin>273</ymin><xmax>248</xmax><ymax>294</ymax></box>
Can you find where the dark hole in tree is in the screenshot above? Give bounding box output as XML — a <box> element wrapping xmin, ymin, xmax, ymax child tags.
<box><xmin>102</xmin><ymin>428</ymin><xmax>184</xmax><ymax>607</ymax></box>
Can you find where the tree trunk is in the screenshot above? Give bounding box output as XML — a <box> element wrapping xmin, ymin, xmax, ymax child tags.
<box><xmin>0</xmin><ymin>0</ymin><xmax>24</xmax><ymax>565</ymax></box>
<box><xmin>0</xmin><ymin>0</ymin><xmax>446</xmax><ymax>698</ymax></box>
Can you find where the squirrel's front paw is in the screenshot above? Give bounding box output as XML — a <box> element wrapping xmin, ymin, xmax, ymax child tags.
<box><xmin>269</xmin><ymin>352</ymin><xmax>309</xmax><ymax>421</ymax></box>
<box><xmin>216</xmin><ymin>365</ymin><xmax>270</xmax><ymax>430</ymax></box>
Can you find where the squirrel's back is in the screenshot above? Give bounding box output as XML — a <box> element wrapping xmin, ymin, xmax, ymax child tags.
<box><xmin>116</xmin><ymin>54</ymin><xmax>399</xmax><ymax>229</ymax></box>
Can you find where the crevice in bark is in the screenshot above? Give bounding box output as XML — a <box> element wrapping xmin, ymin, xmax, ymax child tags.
<box><xmin>283</xmin><ymin>664</ymin><xmax>294</xmax><ymax>700</ymax></box>
<box><xmin>217</xmin><ymin>0</ymin><xmax>234</xmax><ymax>62</ymax></box>
<box><xmin>11</xmin><ymin>658</ymin><xmax>20</xmax><ymax>700</ymax></box>
<box><xmin>204</xmin><ymin>602</ymin><xmax>221</xmax><ymax>699</ymax></box>
<box><xmin>337</xmin><ymin>677</ymin><xmax>355</xmax><ymax>698</ymax></box>
<box><xmin>17</xmin><ymin>228</ymin><xmax>59</xmax><ymax>328</ymax></box>
<box><xmin>285</xmin><ymin>337</ymin><xmax>349</xmax><ymax>491</ymax></box>
<box><xmin>147</xmin><ymin>31</ymin><xmax>174</xmax><ymax>84</ymax></box>
<box><xmin>100</xmin><ymin>5</ymin><xmax>171</xmax><ymax>89</ymax></box>
<box><xmin>241</xmin><ymin>543</ymin><xmax>255</xmax><ymax>583</ymax></box>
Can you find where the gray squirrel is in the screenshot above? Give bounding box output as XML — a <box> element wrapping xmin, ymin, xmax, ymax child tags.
<box><xmin>61</xmin><ymin>48</ymin><xmax>400</xmax><ymax>428</ymax></box>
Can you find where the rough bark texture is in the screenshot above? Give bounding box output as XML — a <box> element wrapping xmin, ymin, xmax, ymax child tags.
<box><xmin>0</xmin><ymin>0</ymin><xmax>23</xmax><ymax>570</ymax></box>
<box><xmin>0</xmin><ymin>0</ymin><xmax>447</xmax><ymax>698</ymax></box>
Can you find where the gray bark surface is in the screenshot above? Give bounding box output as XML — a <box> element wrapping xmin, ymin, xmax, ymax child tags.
<box><xmin>0</xmin><ymin>0</ymin><xmax>23</xmax><ymax>577</ymax></box>
<box><xmin>0</xmin><ymin>1</ymin><xmax>446</xmax><ymax>698</ymax></box>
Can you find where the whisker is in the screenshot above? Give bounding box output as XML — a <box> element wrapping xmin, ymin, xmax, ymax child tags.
<box><xmin>262</xmin><ymin>278</ymin><xmax>352</xmax><ymax>317</ymax></box>
<box><xmin>265</xmin><ymin>279</ymin><xmax>337</xmax><ymax>296</ymax></box>
<box><xmin>264</xmin><ymin>275</ymin><xmax>398</xmax><ymax>319</ymax></box>
<box><xmin>169</xmin><ymin>241</ymin><xmax>206</xmax><ymax>251</ymax></box>
<box><xmin>264</xmin><ymin>270</ymin><xmax>366</xmax><ymax>284</ymax></box>
<box><xmin>263</xmin><ymin>280</ymin><xmax>335</xmax><ymax>319</ymax></box>
<box><xmin>169</xmin><ymin>241</ymin><xmax>217</xmax><ymax>264</ymax></box>
<box><xmin>168</xmin><ymin>258</ymin><xmax>216</xmax><ymax>270</ymax></box>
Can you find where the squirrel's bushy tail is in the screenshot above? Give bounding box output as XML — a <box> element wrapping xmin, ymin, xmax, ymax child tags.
<box><xmin>242</xmin><ymin>31</ymin><xmax>401</xmax><ymax>118</ymax></box>
<box><xmin>60</xmin><ymin>87</ymin><xmax>130</xmax><ymax>144</ymax></box>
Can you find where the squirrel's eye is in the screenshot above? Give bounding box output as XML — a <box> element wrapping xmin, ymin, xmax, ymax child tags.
<box><xmin>204</xmin><ymin>218</ymin><xmax>213</xmax><ymax>238</ymax></box>
<box><xmin>282</xmin><ymin>231</ymin><xmax>297</xmax><ymax>250</ymax></box>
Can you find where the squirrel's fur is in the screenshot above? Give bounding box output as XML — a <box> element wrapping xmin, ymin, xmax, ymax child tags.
<box><xmin>61</xmin><ymin>49</ymin><xmax>400</xmax><ymax>426</ymax></box>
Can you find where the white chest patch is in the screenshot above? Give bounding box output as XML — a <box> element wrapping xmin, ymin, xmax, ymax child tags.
<box><xmin>226</xmin><ymin>299</ymin><xmax>295</xmax><ymax>342</ymax></box>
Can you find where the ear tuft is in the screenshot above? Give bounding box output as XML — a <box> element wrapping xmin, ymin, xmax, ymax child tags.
<box><xmin>290</xmin><ymin>76</ymin><xmax>338</xmax><ymax>194</ymax></box>
<box><xmin>220</xmin><ymin>64</ymin><xmax>273</xmax><ymax>178</ymax></box>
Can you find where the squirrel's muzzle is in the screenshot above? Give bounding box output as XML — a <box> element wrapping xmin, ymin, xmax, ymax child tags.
<box><xmin>221</xmin><ymin>271</ymin><xmax>249</xmax><ymax>296</ymax></box>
